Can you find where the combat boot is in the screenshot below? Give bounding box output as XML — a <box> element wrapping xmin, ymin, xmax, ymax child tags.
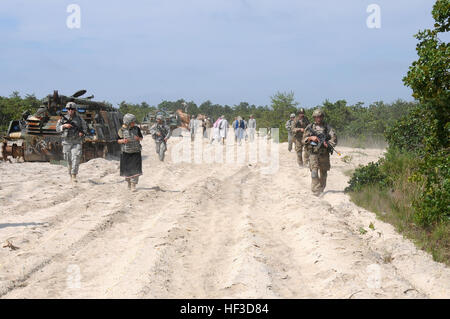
<box><xmin>319</xmin><ymin>170</ymin><xmax>327</xmax><ymax>193</ymax></box>
<box><xmin>127</xmin><ymin>180</ymin><xmax>132</xmax><ymax>190</ymax></box>
<box><xmin>71</xmin><ymin>174</ymin><xmax>78</xmax><ymax>183</ymax></box>
<box><xmin>130</xmin><ymin>182</ymin><xmax>137</xmax><ymax>192</ymax></box>
<box><xmin>311</xmin><ymin>169</ymin><xmax>322</xmax><ymax>196</ymax></box>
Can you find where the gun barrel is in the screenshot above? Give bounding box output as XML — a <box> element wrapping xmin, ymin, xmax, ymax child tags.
<box><xmin>328</xmin><ymin>143</ymin><xmax>341</xmax><ymax>156</ymax></box>
<box><xmin>42</xmin><ymin>94</ymin><xmax>114</xmax><ymax>111</ymax></box>
<box><xmin>312</xmin><ymin>131</ymin><xmax>341</xmax><ymax>156</ymax></box>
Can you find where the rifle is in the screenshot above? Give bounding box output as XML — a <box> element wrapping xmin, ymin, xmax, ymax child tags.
<box><xmin>151</xmin><ymin>124</ymin><xmax>169</xmax><ymax>142</ymax></box>
<box><xmin>60</xmin><ymin>116</ymin><xmax>86</xmax><ymax>137</ymax></box>
<box><xmin>309</xmin><ymin>128</ymin><xmax>341</xmax><ymax>156</ymax></box>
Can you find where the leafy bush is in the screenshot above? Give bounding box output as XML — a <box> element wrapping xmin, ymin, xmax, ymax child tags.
<box><xmin>411</xmin><ymin>149</ymin><xmax>450</xmax><ymax>226</ymax></box>
<box><xmin>384</xmin><ymin>105</ymin><xmax>426</xmax><ymax>152</ymax></box>
<box><xmin>345</xmin><ymin>161</ymin><xmax>389</xmax><ymax>192</ymax></box>
<box><xmin>345</xmin><ymin>148</ymin><xmax>418</xmax><ymax>193</ymax></box>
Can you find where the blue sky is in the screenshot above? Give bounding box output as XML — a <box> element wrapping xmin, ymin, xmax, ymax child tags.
<box><xmin>0</xmin><ymin>0</ymin><xmax>441</xmax><ymax>108</ymax></box>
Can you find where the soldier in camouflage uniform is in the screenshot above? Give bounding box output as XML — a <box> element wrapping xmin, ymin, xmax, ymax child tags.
<box><xmin>150</xmin><ymin>115</ymin><xmax>171</xmax><ymax>161</ymax></box>
<box><xmin>303</xmin><ymin>109</ymin><xmax>337</xmax><ymax>196</ymax></box>
<box><xmin>118</xmin><ymin>113</ymin><xmax>143</xmax><ymax>192</ymax></box>
<box><xmin>291</xmin><ymin>108</ymin><xmax>310</xmax><ymax>167</ymax></box>
<box><xmin>285</xmin><ymin>113</ymin><xmax>296</xmax><ymax>152</ymax></box>
<box><xmin>56</xmin><ymin>102</ymin><xmax>88</xmax><ymax>183</ymax></box>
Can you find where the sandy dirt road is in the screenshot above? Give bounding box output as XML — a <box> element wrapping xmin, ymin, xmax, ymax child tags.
<box><xmin>0</xmin><ymin>134</ymin><xmax>449</xmax><ymax>298</ymax></box>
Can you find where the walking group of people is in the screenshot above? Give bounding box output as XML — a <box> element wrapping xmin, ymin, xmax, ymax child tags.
<box><xmin>189</xmin><ymin>114</ymin><xmax>229</xmax><ymax>144</ymax></box>
<box><xmin>209</xmin><ymin>115</ymin><xmax>229</xmax><ymax>144</ymax></box>
<box><xmin>231</xmin><ymin>115</ymin><xmax>257</xmax><ymax>144</ymax></box>
<box><xmin>188</xmin><ymin>114</ymin><xmax>257</xmax><ymax>145</ymax></box>
<box><xmin>57</xmin><ymin>103</ymin><xmax>337</xmax><ymax>196</ymax></box>
<box><xmin>189</xmin><ymin>115</ymin><xmax>215</xmax><ymax>141</ymax></box>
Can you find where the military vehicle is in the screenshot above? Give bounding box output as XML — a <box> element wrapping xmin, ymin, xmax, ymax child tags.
<box><xmin>140</xmin><ymin>109</ymin><xmax>181</xmax><ymax>135</ymax></box>
<box><xmin>1</xmin><ymin>90</ymin><xmax>122</xmax><ymax>162</ymax></box>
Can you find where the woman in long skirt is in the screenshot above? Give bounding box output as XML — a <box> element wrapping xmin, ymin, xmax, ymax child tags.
<box><xmin>117</xmin><ymin>113</ymin><xmax>143</xmax><ymax>192</ymax></box>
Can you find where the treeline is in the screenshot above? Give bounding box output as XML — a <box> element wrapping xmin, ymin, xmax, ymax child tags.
<box><xmin>1</xmin><ymin>90</ymin><xmax>416</xmax><ymax>145</ymax></box>
<box><xmin>346</xmin><ymin>0</ymin><xmax>449</xmax><ymax>264</ymax></box>
<box><xmin>116</xmin><ymin>92</ymin><xmax>415</xmax><ymax>145</ymax></box>
<box><xmin>0</xmin><ymin>92</ymin><xmax>41</xmax><ymax>133</ymax></box>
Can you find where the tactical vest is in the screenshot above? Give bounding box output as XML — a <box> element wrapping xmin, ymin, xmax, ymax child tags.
<box><xmin>121</xmin><ymin>127</ymin><xmax>142</xmax><ymax>153</ymax></box>
<box><xmin>153</xmin><ymin>124</ymin><xmax>169</xmax><ymax>142</ymax></box>
<box><xmin>61</xmin><ymin>114</ymin><xmax>85</xmax><ymax>144</ymax></box>
<box><xmin>293</xmin><ymin>118</ymin><xmax>309</xmax><ymax>139</ymax></box>
<box><xmin>306</xmin><ymin>123</ymin><xmax>330</xmax><ymax>155</ymax></box>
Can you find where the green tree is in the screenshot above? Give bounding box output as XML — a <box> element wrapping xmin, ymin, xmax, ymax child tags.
<box><xmin>270</xmin><ymin>91</ymin><xmax>299</xmax><ymax>141</ymax></box>
<box><xmin>403</xmin><ymin>0</ymin><xmax>449</xmax><ymax>151</ymax></box>
<box><xmin>402</xmin><ymin>0</ymin><xmax>450</xmax><ymax>226</ymax></box>
<box><xmin>0</xmin><ymin>92</ymin><xmax>40</xmax><ymax>134</ymax></box>
<box><xmin>118</xmin><ymin>101</ymin><xmax>155</xmax><ymax>123</ymax></box>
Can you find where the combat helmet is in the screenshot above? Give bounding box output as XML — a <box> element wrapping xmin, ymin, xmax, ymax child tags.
<box><xmin>298</xmin><ymin>108</ymin><xmax>305</xmax><ymax>114</ymax></box>
<box><xmin>290</xmin><ymin>113</ymin><xmax>295</xmax><ymax>118</ymax></box>
<box><xmin>66</xmin><ymin>102</ymin><xmax>77</xmax><ymax>110</ymax></box>
<box><xmin>123</xmin><ymin>113</ymin><xmax>137</xmax><ymax>125</ymax></box>
<box><xmin>312</xmin><ymin>109</ymin><xmax>324</xmax><ymax>117</ymax></box>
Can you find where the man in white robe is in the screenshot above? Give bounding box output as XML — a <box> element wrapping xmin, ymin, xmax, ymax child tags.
<box><xmin>248</xmin><ymin>115</ymin><xmax>256</xmax><ymax>142</ymax></box>
<box><xmin>219</xmin><ymin>115</ymin><xmax>228</xmax><ymax>144</ymax></box>
<box><xmin>210</xmin><ymin>117</ymin><xmax>222</xmax><ymax>144</ymax></box>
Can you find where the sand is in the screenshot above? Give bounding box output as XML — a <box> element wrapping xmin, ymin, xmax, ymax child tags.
<box><xmin>0</xmin><ymin>133</ymin><xmax>449</xmax><ymax>298</ymax></box>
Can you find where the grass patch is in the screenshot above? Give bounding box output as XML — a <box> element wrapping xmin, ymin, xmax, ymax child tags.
<box><xmin>347</xmin><ymin>149</ymin><xmax>449</xmax><ymax>265</ymax></box>
<box><xmin>349</xmin><ymin>182</ymin><xmax>450</xmax><ymax>265</ymax></box>
<box><xmin>341</xmin><ymin>155</ymin><xmax>353</xmax><ymax>163</ymax></box>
